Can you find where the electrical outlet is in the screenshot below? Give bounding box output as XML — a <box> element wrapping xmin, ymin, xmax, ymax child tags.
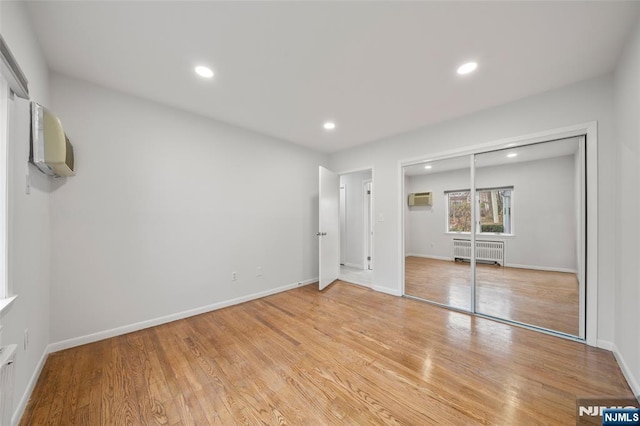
<box><xmin>232</xmin><ymin>272</ymin><xmax>237</xmax><ymax>281</ymax></box>
<box><xmin>256</xmin><ymin>267</ymin><xmax>263</xmax><ymax>277</ymax></box>
<box><xmin>24</xmin><ymin>328</ymin><xmax>29</xmax><ymax>350</ymax></box>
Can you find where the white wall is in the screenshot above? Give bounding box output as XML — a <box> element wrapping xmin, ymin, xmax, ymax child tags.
<box><xmin>613</xmin><ymin>18</ymin><xmax>640</xmax><ymax>396</ymax></box>
<box><xmin>405</xmin><ymin>155</ymin><xmax>577</xmax><ymax>272</ymax></box>
<box><xmin>329</xmin><ymin>74</ymin><xmax>616</xmax><ymax>342</ymax></box>
<box><xmin>0</xmin><ymin>1</ymin><xmax>53</xmax><ymax>422</ymax></box>
<box><xmin>405</xmin><ymin>167</ymin><xmax>468</xmax><ymax>259</ymax></box>
<box><xmin>339</xmin><ymin>170</ymin><xmax>371</xmax><ymax>269</ymax></box>
<box><xmin>49</xmin><ymin>74</ymin><xmax>327</xmax><ymax>344</ymax></box>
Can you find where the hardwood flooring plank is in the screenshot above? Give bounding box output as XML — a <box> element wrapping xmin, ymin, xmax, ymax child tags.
<box><xmin>405</xmin><ymin>257</ymin><xmax>580</xmax><ymax>335</ymax></box>
<box><xmin>56</xmin><ymin>345</ymin><xmax>91</xmax><ymax>424</ymax></box>
<box><xmin>20</xmin><ymin>282</ymin><xmax>634</xmax><ymax>425</ymax></box>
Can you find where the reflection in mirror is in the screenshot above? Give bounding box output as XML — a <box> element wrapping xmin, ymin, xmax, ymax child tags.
<box><xmin>339</xmin><ymin>169</ymin><xmax>373</xmax><ymax>287</ymax></box>
<box><xmin>473</xmin><ymin>137</ymin><xmax>584</xmax><ymax>337</ymax></box>
<box><xmin>404</xmin><ymin>156</ymin><xmax>471</xmax><ymax>311</ymax></box>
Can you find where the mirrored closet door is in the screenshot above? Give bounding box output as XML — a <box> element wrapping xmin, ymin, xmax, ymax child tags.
<box><xmin>474</xmin><ymin>137</ymin><xmax>585</xmax><ymax>337</ymax></box>
<box><xmin>403</xmin><ymin>136</ymin><xmax>586</xmax><ymax>339</ymax></box>
<box><xmin>404</xmin><ymin>155</ymin><xmax>472</xmax><ymax>311</ymax></box>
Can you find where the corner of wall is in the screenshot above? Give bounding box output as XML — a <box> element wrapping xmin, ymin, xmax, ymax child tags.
<box><xmin>11</xmin><ymin>346</ymin><xmax>49</xmax><ymax>426</ymax></box>
<box><xmin>373</xmin><ymin>285</ymin><xmax>402</xmax><ymax>297</ymax></box>
<box><xmin>612</xmin><ymin>343</ymin><xmax>640</xmax><ymax>399</ymax></box>
<box><xmin>612</xmin><ymin>14</ymin><xmax>640</xmax><ymax>401</ymax></box>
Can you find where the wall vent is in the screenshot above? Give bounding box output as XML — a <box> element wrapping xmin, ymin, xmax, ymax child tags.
<box><xmin>408</xmin><ymin>192</ymin><xmax>432</xmax><ymax>207</ymax></box>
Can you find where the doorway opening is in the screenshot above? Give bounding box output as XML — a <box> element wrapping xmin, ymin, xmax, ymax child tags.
<box><xmin>339</xmin><ymin>170</ymin><xmax>373</xmax><ymax>287</ymax></box>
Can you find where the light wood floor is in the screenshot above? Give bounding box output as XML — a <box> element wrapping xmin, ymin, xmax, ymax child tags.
<box><xmin>405</xmin><ymin>257</ymin><xmax>580</xmax><ymax>336</ymax></box>
<box><xmin>22</xmin><ymin>282</ymin><xmax>632</xmax><ymax>425</ymax></box>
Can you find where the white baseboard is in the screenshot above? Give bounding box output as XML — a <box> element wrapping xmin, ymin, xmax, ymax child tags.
<box><xmin>597</xmin><ymin>339</ymin><xmax>615</xmax><ymax>351</ymax></box>
<box><xmin>505</xmin><ymin>263</ymin><xmax>577</xmax><ymax>274</ymax></box>
<box><xmin>339</xmin><ymin>276</ymin><xmax>372</xmax><ymax>288</ymax></box>
<box><xmin>611</xmin><ymin>343</ymin><xmax>640</xmax><ymax>399</ymax></box>
<box><xmin>373</xmin><ymin>285</ymin><xmax>402</xmax><ymax>297</ymax></box>
<box><xmin>48</xmin><ymin>278</ymin><xmax>317</xmax><ymax>354</ymax></box>
<box><xmin>12</xmin><ymin>346</ymin><xmax>49</xmax><ymax>426</ymax></box>
<box><xmin>405</xmin><ymin>253</ymin><xmax>451</xmax><ymax>261</ymax></box>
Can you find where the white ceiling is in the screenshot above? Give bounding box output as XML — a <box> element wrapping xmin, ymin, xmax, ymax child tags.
<box><xmin>26</xmin><ymin>1</ymin><xmax>640</xmax><ymax>153</ymax></box>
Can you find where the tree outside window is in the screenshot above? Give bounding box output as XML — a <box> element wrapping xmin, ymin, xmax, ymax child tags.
<box><xmin>447</xmin><ymin>188</ymin><xmax>512</xmax><ymax>234</ymax></box>
<box><xmin>447</xmin><ymin>191</ymin><xmax>471</xmax><ymax>232</ymax></box>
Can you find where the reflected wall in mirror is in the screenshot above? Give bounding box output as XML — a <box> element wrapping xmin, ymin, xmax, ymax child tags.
<box><xmin>404</xmin><ymin>156</ymin><xmax>471</xmax><ymax>311</ymax></box>
<box><xmin>474</xmin><ymin>137</ymin><xmax>585</xmax><ymax>337</ymax></box>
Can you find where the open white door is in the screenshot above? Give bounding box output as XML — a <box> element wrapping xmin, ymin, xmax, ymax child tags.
<box><xmin>318</xmin><ymin>166</ymin><xmax>340</xmax><ymax>290</ymax></box>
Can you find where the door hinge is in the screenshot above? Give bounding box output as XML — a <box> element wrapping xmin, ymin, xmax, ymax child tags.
<box><xmin>367</xmin><ymin>256</ymin><xmax>371</xmax><ymax>261</ymax></box>
<box><xmin>367</xmin><ymin>190</ymin><xmax>371</xmax><ymax>195</ymax></box>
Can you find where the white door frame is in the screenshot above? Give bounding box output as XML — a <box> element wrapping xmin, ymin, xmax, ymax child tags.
<box><xmin>398</xmin><ymin>122</ymin><xmax>598</xmax><ymax>347</ymax></box>
<box><xmin>333</xmin><ymin>166</ymin><xmax>375</xmax><ymax>282</ymax></box>
<box><xmin>0</xmin><ymin>78</ymin><xmax>9</xmax><ymax>299</ymax></box>
<box><xmin>339</xmin><ymin>184</ymin><xmax>346</xmax><ymax>265</ymax></box>
<box><xmin>363</xmin><ymin>179</ymin><xmax>373</xmax><ymax>271</ymax></box>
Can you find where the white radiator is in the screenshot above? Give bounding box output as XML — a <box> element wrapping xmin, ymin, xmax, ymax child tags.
<box><xmin>0</xmin><ymin>344</ymin><xmax>17</xmax><ymax>426</ymax></box>
<box><xmin>453</xmin><ymin>239</ymin><xmax>504</xmax><ymax>266</ymax></box>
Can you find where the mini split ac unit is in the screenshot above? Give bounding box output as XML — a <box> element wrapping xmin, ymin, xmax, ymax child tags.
<box><xmin>30</xmin><ymin>102</ymin><xmax>75</xmax><ymax>177</ymax></box>
<box><xmin>408</xmin><ymin>192</ymin><xmax>432</xmax><ymax>206</ymax></box>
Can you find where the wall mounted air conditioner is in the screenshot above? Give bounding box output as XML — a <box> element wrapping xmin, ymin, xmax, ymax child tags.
<box><xmin>408</xmin><ymin>192</ymin><xmax>432</xmax><ymax>206</ymax></box>
<box><xmin>30</xmin><ymin>102</ymin><xmax>75</xmax><ymax>177</ymax></box>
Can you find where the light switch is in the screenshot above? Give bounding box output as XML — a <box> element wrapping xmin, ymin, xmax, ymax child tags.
<box><xmin>378</xmin><ymin>213</ymin><xmax>384</xmax><ymax>222</ymax></box>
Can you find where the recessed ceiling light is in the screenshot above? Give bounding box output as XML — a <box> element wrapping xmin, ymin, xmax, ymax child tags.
<box><xmin>323</xmin><ymin>122</ymin><xmax>336</xmax><ymax>130</ymax></box>
<box><xmin>424</xmin><ymin>165</ymin><xmax>432</xmax><ymax>169</ymax></box>
<box><xmin>507</xmin><ymin>153</ymin><xmax>518</xmax><ymax>158</ymax></box>
<box><xmin>457</xmin><ymin>62</ymin><xmax>478</xmax><ymax>75</ymax></box>
<box><xmin>195</xmin><ymin>66</ymin><xmax>214</xmax><ymax>78</ymax></box>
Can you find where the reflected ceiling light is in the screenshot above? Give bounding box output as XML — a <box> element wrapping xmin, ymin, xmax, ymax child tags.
<box><xmin>457</xmin><ymin>62</ymin><xmax>478</xmax><ymax>75</ymax></box>
<box><xmin>507</xmin><ymin>153</ymin><xmax>518</xmax><ymax>158</ymax></box>
<box><xmin>323</xmin><ymin>121</ymin><xmax>336</xmax><ymax>130</ymax></box>
<box><xmin>424</xmin><ymin>165</ymin><xmax>432</xmax><ymax>169</ymax></box>
<box><xmin>195</xmin><ymin>66</ymin><xmax>214</xmax><ymax>78</ymax></box>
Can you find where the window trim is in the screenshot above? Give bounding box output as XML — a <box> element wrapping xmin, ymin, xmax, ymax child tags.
<box><xmin>445</xmin><ymin>187</ymin><xmax>514</xmax><ymax>236</ymax></box>
<box><xmin>1</xmin><ymin>34</ymin><xmax>29</xmax><ymax>304</ymax></box>
<box><xmin>0</xmin><ymin>77</ymin><xmax>8</xmax><ymax>300</ymax></box>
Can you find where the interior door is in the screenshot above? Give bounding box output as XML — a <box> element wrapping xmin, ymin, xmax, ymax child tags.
<box><xmin>319</xmin><ymin>166</ymin><xmax>340</xmax><ymax>290</ymax></box>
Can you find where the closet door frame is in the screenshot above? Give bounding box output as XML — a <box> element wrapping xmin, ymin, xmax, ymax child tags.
<box><xmin>399</xmin><ymin>122</ymin><xmax>598</xmax><ymax>346</ymax></box>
